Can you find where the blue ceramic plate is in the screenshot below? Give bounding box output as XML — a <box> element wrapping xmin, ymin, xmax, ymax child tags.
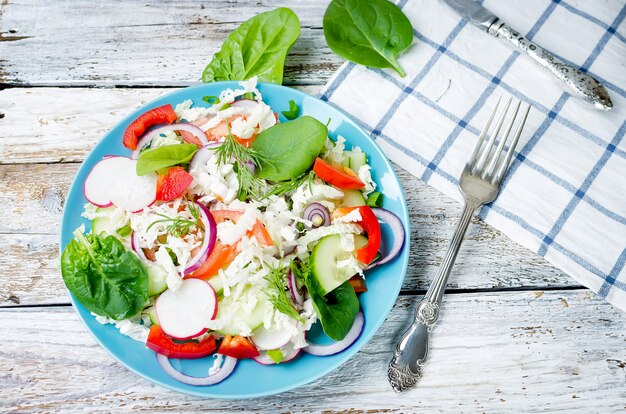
<box><xmin>60</xmin><ymin>82</ymin><xmax>410</xmax><ymax>398</ymax></box>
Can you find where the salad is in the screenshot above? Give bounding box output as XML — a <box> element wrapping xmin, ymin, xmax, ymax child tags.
<box><xmin>60</xmin><ymin>78</ymin><xmax>405</xmax><ymax>386</ymax></box>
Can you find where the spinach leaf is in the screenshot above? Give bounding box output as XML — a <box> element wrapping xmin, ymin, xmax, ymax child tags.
<box><xmin>323</xmin><ymin>0</ymin><xmax>413</xmax><ymax>77</ymax></box>
<box><xmin>252</xmin><ymin>116</ymin><xmax>327</xmax><ymax>181</ymax></box>
<box><xmin>61</xmin><ymin>229</ymin><xmax>148</xmax><ymax>320</ymax></box>
<box><xmin>136</xmin><ymin>144</ymin><xmax>198</xmax><ymax>176</ymax></box>
<box><xmin>306</xmin><ymin>269</ymin><xmax>360</xmax><ymax>341</ymax></box>
<box><xmin>202</xmin><ymin>8</ymin><xmax>301</xmax><ymax>84</ymax></box>
<box><xmin>281</xmin><ymin>99</ymin><xmax>300</xmax><ymax>120</ymax></box>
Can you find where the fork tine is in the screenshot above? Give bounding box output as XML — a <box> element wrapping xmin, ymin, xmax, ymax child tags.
<box><xmin>466</xmin><ymin>96</ymin><xmax>501</xmax><ymax>169</ymax></box>
<box><xmin>483</xmin><ymin>100</ymin><xmax>521</xmax><ymax>179</ymax></box>
<box><xmin>493</xmin><ymin>104</ymin><xmax>531</xmax><ymax>183</ymax></box>
<box><xmin>473</xmin><ymin>97</ymin><xmax>512</xmax><ymax>175</ymax></box>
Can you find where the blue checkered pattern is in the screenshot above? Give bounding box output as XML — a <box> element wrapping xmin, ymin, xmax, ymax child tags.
<box><xmin>320</xmin><ymin>0</ymin><xmax>626</xmax><ymax>310</ymax></box>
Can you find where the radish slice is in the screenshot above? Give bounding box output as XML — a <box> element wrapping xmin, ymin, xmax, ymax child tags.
<box><xmin>83</xmin><ymin>158</ymin><xmax>117</xmax><ymax>207</ymax></box>
<box><xmin>156</xmin><ymin>279</ymin><xmax>217</xmax><ymax>340</ymax></box>
<box><xmin>84</xmin><ymin>156</ymin><xmax>157</xmax><ymax>212</ymax></box>
<box><xmin>253</xmin><ymin>343</ymin><xmax>301</xmax><ymax>365</ymax></box>
<box><xmin>156</xmin><ymin>353</ymin><xmax>237</xmax><ymax>386</ymax></box>
<box><xmin>251</xmin><ymin>323</ymin><xmax>295</xmax><ymax>351</ymax></box>
<box><xmin>131</xmin><ymin>124</ymin><xmax>209</xmax><ymax>159</ymax></box>
<box><xmin>303</xmin><ymin>310</ymin><xmax>364</xmax><ymax>356</ymax></box>
<box><xmin>188</xmin><ymin>143</ymin><xmax>221</xmax><ymax>172</ymax></box>
<box><xmin>183</xmin><ymin>202</ymin><xmax>217</xmax><ymax>274</ymax></box>
<box><xmin>288</xmin><ymin>270</ymin><xmax>304</xmax><ymax>306</ymax></box>
<box><xmin>364</xmin><ymin>208</ymin><xmax>406</xmax><ymax>270</ymax></box>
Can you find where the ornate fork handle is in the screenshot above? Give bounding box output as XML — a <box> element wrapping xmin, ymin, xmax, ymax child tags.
<box><xmin>388</xmin><ymin>199</ymin><xmax>479</xmax><ymax>392</ymax></box>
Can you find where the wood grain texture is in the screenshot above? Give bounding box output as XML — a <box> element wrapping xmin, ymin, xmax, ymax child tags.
<box><xmin>1</xmin><ymin>291</ymin><xmax>624</xmax><ymax>413</ymax></box>
<box><xmin>0</xmin><ymin>159</ymin><xmax>573</xmax><ymax>307</ymax></box>
<box><xmin>0</xmin><ymin>0</ymin><xmax>341</xmax><ymax>86</ymax></box>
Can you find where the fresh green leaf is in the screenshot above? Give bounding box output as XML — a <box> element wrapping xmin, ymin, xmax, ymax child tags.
<box><xmin>61</xmin><ymin>229</ymin><xmax>148</xmax><ymax>320</ymax></box>
<box><xmin>266</xmin><ymin>349</ymin><xmax>285</xmax><ymax>364</ymax></box>
<box><xmin>264</xmin><ymin>265</ymin><xmax>304</xmax><ymax>323</ymax></box>
<box><xmin>252</xmin><ymin>116</ymin><xmax>328</xmax><ymax>181</ymax></box>
<box><xmin>305</xmin><ymin>264</ymin><xmax>359</xmax><ymax>341</ymax></box>
<box><xmin>323</xmin><ymin>0</ymin><xmax>413</xmax><ymax>77</ymax></box>
<box><xmin>202</xmin><ymin>95</ymin><xmax>220</xmax><ymax>104</ymax></box>
<box><xmin>366</xmin><ymin>191</ymin><xmax>383</xmax><ymax>208</ymax></box>
<box><xmin>202</xmin><ymin>8</ymin><xmax>301</xmax><ymax>84</ymax></box>
<box><xmin>116</xmin><ymin>224</ymin><xmax>132</xmax><ymax>237</ymax></box>
<box><xmin>264</xmin><ymin>170</ymin><xmax>314</xmax><ymax>198</ymax></box>
<box><xmin>281</xmin><ymin>99</ymin><xmax>300</xmax><ymax>120</ymax></box>
<box><xmin>136</xmin><ymin>144</ymin><xmax>198</xmax><ymax>176</ymax></box>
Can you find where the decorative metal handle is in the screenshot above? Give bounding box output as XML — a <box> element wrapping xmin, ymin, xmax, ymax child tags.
<box><xmin>388</xmin><ymin>201</ymin><xmax>477</xmax><ymax>392</ymax></box>
<box><xmin>489</xmin><ymin>19</ymin><xmax>612</xmax><ymax>111</ymax></box>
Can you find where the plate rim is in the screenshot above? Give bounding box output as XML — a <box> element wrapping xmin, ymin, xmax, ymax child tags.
<box><xmin>59</xmin><ymin>81</ymin><xmax>410</xmax><ymax>398</ymax></box>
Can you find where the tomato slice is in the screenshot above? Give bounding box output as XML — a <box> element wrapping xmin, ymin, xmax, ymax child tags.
<box><xmin>146</xmin><ymin>325</ymin><xmax>217</xmax><ymax>359</ymax></box>
<box><xmin>211</xmin><ymin>209</ymin><xmax>243</xmax><ymax>223</ymax></box>
<box><xmin>218</xmin><ymin>335</ymin><xmax>260</xmax><ymax>359</ymax></box>
<box><xmin>156</xmin><ymin>167</ymin><xmax>193</xmax><ymax>202</ymax></box>
<box><xmin>313</xmin><ymin>157</ymin><xmax>365</xmax><ymax>190</ymax></box>
<box><xmin>334</xmin><ymin>206</ymin><xmax>381</xmax><ymax>264</ymax></box>
<box><xmin>123</xmin><ymin>104</ymin><xmax>177</xmax><ymax>150</ymax></box>
<box><xmin>186</xmin><ymin>240</ymin><xmax>239</xmax><ymax>280</ymax></box>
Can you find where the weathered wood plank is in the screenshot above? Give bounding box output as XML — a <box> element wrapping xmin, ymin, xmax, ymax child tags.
<box><xmin>0</xmin><ymin>0</ymin><xmax>341</xmax><ymax>86</ymax></box>
<box><xmin>0</xmin><ymin>87</ymin><xmax>315</xmax><ymax>164</ymax></box>
<box><xmin>1</xmin><ymin>291</ymin><xmax>624</xmax><ymax>413</ymax></box>
<box><xmin>0</xmin><ymin>160</ymin><xmax>573</xmax><ymax>306</ymax></box>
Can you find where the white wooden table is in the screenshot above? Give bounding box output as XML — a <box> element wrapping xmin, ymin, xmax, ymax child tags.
<box><xmin>1</xmin><ymin>1</ymin><xmax>625</xmax><ymax>412</ymax></box>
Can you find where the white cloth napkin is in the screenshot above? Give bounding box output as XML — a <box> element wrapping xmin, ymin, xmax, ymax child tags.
<box><xmin>320</xmin><ymin>0</ymin><xmax>626</xmax><ymax>311</ymax></box>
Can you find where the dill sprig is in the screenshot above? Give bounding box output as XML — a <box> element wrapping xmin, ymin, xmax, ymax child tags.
<box><xmin>147</xmin><ymin>201</ymin><xmax>203</xmax><ymax>238</ymax></box>
<box><xmin>213</xmin><ymin>126</ymin><xmax>266</xmax><ymax>200</ymax></box>
<box><xmin>264</xmin><ymin>265</ymin><xmax>305</xmax><ymax>323</ymax></box>
<box><xmin>264</xmin><ymin>170</ymin><xmax>315</xmax><ymax>198</ymax></box>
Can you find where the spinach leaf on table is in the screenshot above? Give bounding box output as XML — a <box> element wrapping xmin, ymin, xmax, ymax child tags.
<box><xmin>202</xmin><ymin>8</ymin><xmax>301</xmax><ymax>84</ymax></box>
<box><xmin>61</xmin><ymin>229</ymin><xmax>148</xmax><ymax>320</ymax></box>
<box><xmin>323</xmin><ymin>0</ymin><xmax>413</xmax><ymax>77</ymax></box>
<box><xmin>252</xmin><ymin>116</ymin><xmax>328</xmax><ymax>181</ymax></box>
<box><xmin>136</xmin><ymin>143</ymin><xmax>198</xmax><ymax>176</ymax></box>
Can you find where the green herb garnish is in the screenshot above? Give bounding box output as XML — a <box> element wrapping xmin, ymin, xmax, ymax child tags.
<box><xmin>202</xmin><ymin>95</ymin><xmax>220</xmax><ymax>104</ymax></box>
<box><xmin>281</xmin><ymin>99</ymin><xmax>300</xmax><ymax>120</ymax></box>
<box><xmin>264</xmin><ymin>265</ymin><xmax>304</xmax><ymax>323</ymax></box>
<box><xmin>116</xmin><ymin>224</ymin><xmax>132</xmax><ymax>237</ymax></box>
<box><xmin>146</xmin><ymin>201</ymin><xmax>203</xmax><ymax>238</ymax></box>
<box><xmin>366</xmin><ymin>191</ymin><xmax>383</xmax><ymax>208</ymax></box>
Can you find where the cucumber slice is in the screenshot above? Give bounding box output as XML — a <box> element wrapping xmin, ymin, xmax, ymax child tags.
<box><xmin>311</xmin><ymin>233</ymin><xmax>359</xmax><ymax>295</ymax></box>
<box><xmin>339</xmin><ymin>189</ymin><xmax>366</xmax><ymax>207</ymax></box>
<box><xmin>91</xmin><ymin>207</ymin><xmax>116</xmax><ymax>235</ymax></box>
<box><xmin>341</xmin><ymin>150</ymin><xmax>367</xmax><ymax>172</ymax></box>
<box><xmin>145</xmin><ymin>262</ymin><xmax>168</xmax><ymax>296</ymax></box>
<box><xmin>216</xmin><ymin>287</ymin><xmax>272</xmax><ymax>335</ymax></box>
<box><xmin>146</xmin><ymin>306</ymin><xmax>159</xmax><ymax>325</ymax></box>
<box><xmin>207</xmin><ymin>276</ymin><xmax>224</xmax><ymax>297</ymax></box>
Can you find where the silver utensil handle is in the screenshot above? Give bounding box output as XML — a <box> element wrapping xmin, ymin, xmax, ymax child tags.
<box><xmin>388</xmin><ymin>201</ymin><xmax>477</xmax><ymax>392</ymax></box>
<box><xmin>489</xmin><ymin>19</ymin><xmax>612</xmax><ymax>111</ymax></box>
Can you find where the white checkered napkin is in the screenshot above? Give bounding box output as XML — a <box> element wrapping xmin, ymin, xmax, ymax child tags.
<box><xmin>320</xmin><ymin>0</ymin><xmax>626</xmax><ymax>311</ymax></box>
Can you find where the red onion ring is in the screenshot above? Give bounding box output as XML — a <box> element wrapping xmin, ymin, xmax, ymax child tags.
<box><xmin>364</xmin><ymin>208</ymin><xmax>406</xmax><ymax>270</ymax></box>
<box><xmin>156</xmin><ymin>353</ymin><xmax>237</xmax><ymax>386</ymax></box>
<box><xmin>303</xmin><ymin>310</ymin><xmax>364</xmax><ymax>356</ymax></box>
<box><xmin>302</xmin><ymin>202</ymin><xmax>330</xmax><ymax>228</ymax></box>
<box><xmin>253</xmin><ymin>343</ymin><xmax>301</xmax><ymax>365</ymax></box>
<box><xmin>131</xmin><ymin>231</ymin><xmax>147</xmax><ymax>261</ymax></box>
<box><xmin>188</xmin><ymin>143</ymin><xmax>221</xmax><ymax>172</ymax></box>
<box><xmin>131</xmin><ymin>124</ymin><xmax>209</xmax><ymax>159</ymax></box>
<box><xmin>183</xmin><ymin>202</ymin><xmax>217</xmax><ymax>274</ymax></box>
<box><xmin>288</xmin><ymin>270</ymin><xmax>304</xmax><ymax>306</ymax></box>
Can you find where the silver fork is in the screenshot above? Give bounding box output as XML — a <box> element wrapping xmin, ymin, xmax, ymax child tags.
<box><xmin>387</xmin><ymin>97</ymin><xmax>531</xmax><ymax>392</ymax></box>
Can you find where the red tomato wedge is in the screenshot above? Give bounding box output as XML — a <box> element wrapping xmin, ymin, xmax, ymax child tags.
<box><xmin>313</xmin><ymin>157</ymin><xmax>365</xmax><ymax>189</ymax></box>
<box><xmin>334</xmin><ymin>206</ymin><xmax>381</xmax><ymax>264</ymax></box>
<box><xmin>123</xmin><ymin>104</ymin><xmax>177</xmax><ymax>150</ymax></box>
<box><xmin>146</xmin><ymin>325</ymin><xmax>217</xmax><ymax>359</ymax></box>
<box><xmin>218</xmin><ymin>335</ymin><xmax>260</xmax><ymax>359</ymax></box>
<box><xmin>156</xmin><ymin>167</ymin><xmax>193</xmax><ymax>202</ymax></box>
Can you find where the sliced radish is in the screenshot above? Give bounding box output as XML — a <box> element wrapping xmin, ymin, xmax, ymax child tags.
<box><xmin>251</xmin><ymin>322</ymin><xmax>296</xmax><ymax>351</ymax></box>
<box><xmin>83</xmin><ymin>156</ymin><xmax>157</xmax><ymax>212</ymax></box>
<box><xmin>83</xmin><ymin>158</ymin><xmax>117</xmax><ymax>207</ymax></box>
<box><xmin>131</xmin><ymin>123</ymin><xmax>209</xmax><ymax>159</ymax></box>
<box><xmin>188</xmin><ymin>143</ymin><xmax>221</xmax><ymax>172</ymax></box>
<box><xmin>253</xmin><ymin>342</ymin><xmax>301</xmax><ymax>365</ymax></box>
<box><xmin>156</xmin><ymin>278</ymin><xmax>217</xmax><ymax>340</ymax></box>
